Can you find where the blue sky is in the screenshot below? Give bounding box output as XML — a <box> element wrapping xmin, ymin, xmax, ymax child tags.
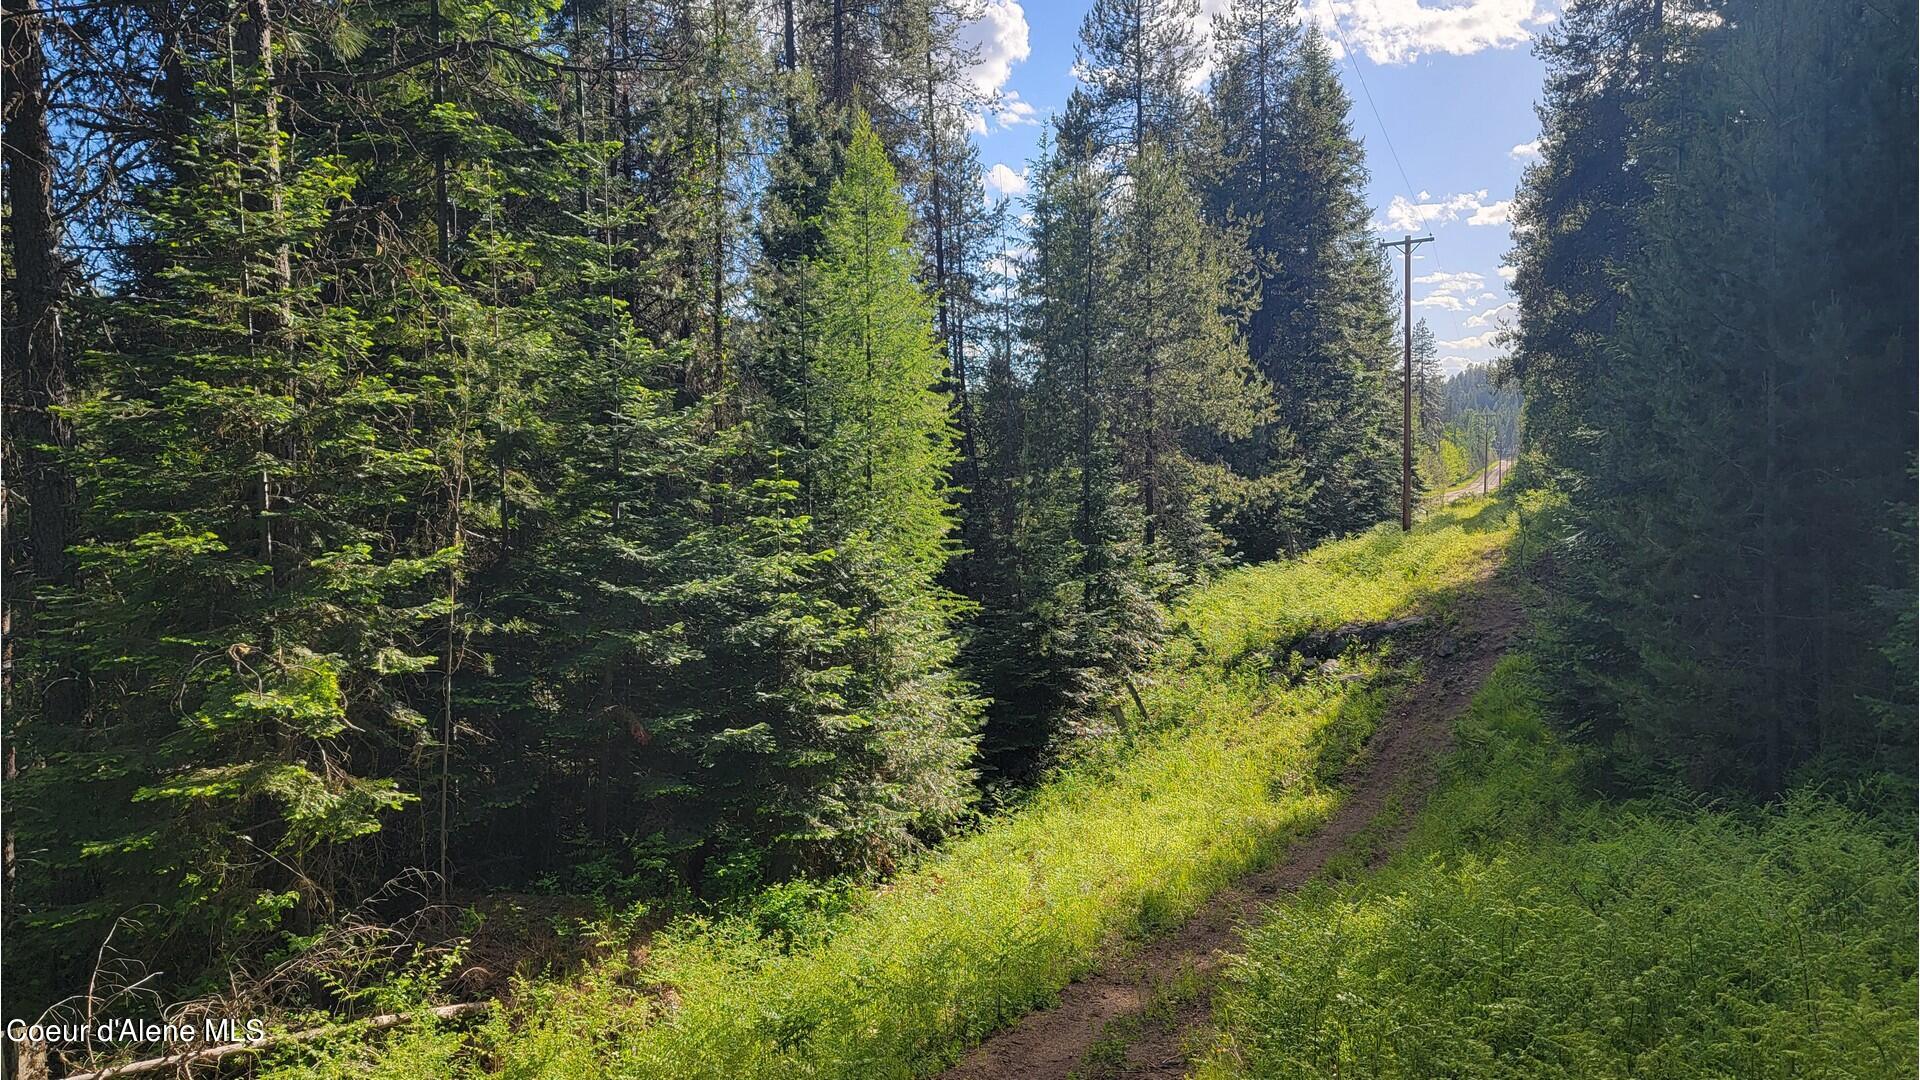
<box><xmin>956</xmin><ymin>0</ymin><xmax>1558</xmax><ymax>376</ymax></box>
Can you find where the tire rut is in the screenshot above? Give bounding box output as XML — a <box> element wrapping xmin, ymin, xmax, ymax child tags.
<box><xmin>937</xmin><ymin>572</ymin><xmax>1521</xmax><ymax>1080</ymax></box>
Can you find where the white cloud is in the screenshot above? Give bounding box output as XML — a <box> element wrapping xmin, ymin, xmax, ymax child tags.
<box><xmin>1439</xmin><ymin>330</ymin><xmax>1501</xmax><ymax>350</ymax></box>
<box><xmin>1380</xmin><ymin>189</ymin><xmax>1513</xmax><ymax>232</ymax></box>
<box><xmin>1414</xmin><ymin>270</ymin><xmax>1486</xmax><ymax>295</ymax></box>
<box><xmin>960</xmin><ymin>0</ymin><xmax>1031</xmax><ymax>131</ymax></box>
<box><xmin>995</xmin><ymin>90</ymin><xmax>1038</xmax><ymax>127</ymax></box>
<box><xmin>1303</xmin><ymin>0</ymin><xmax>1546</xmax><ymax>66</ymax></box>
<box><xmin>1183</xmin><ymin>0</ymin><xmax>1236</xmax><ymax>88</ymax></box>
<box><xmin>1437</xmin><ymin>354</ymin><xmax>1479</xmax><ymax>376</ymax></box>
<box><xmin>1381</xmin><ymin>189</ymin><xmax>1485</xmax><ymax>231</ymax></box>
<box><xmin>1468</xmin><ymin>199</ymin><xmax>1512</xmax><ymax>227</ymax></box>
<box><xmin>1466</xmin><ymin>300</ymin><xmax>1515</xmax><ymax>328</ymax></box>
<box><xmin>1496</xmin><ymin>265</ymin><xmax>1517</xmax><ymax>282</ymax></box>
<box><xmin>1509</xmin><ymin>139</ymin><xmax>1542</xmax><ymax>162</ymax></box>
<box><xmin>1413</xmin><ymin>270</ymin><xmax>1496</xmax><ymax>313</ymax></box>
<box><xmin>984</xmin><ymin>163</ymin><xmax>1028</xmax><ymax>203</ymax></box>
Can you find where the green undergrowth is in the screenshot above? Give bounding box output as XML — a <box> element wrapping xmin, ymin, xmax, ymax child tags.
<box><xmin>266</xmin><ymin>502</ymin><xmax>1512</xmax><ymax>1080</ymax></box>
<box><xmin>1199</xmin><ymin>655</ymin><xmax>1919</xmax><ymax>1080</ymax></box>
<box><xmin>1175</xmin><ymin>497</ymin><xmax>1510</xmax><ymax>666</ymax></box>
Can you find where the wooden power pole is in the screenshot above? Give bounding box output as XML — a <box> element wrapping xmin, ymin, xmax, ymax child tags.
<box><xmin>1382</xmin><ymin>233</ymin><xmax>1434</xmax><ymax>531</ymax></box>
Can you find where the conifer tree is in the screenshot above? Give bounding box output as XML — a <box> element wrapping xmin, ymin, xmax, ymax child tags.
<box><xmin>1215</xmin><ymin>23</ymin><xmax>1400</xmax><ymax>549</ymax></box>
<box><xmin>21</xmin><ymin>73</ymin><xmax>441</xmax><ymax>982</ymax></box>
<box><xmin>1070</xmin><ymin>0</ymin><xmax>1205</xmax><ymax>159</ymax></box>
<box><xmin>1524</xmin><ymin>0</ymin><xmax>1917</xmax><ymax>793</ymax></box>
<box><xmin>1505</xmin><ymin>0</ymin><xmax>1678</xmax><ymax>465</ymax></box>
<box><xmin>776</xmin><ymin>112</ymin><xmax>980</xmax><ymax>859</ymax></box>
<box><xmin>989</xmin><ymin>139</ymin><xmax>1168</xmax><ymax>765</ymax></box>
<box><xmin>1109</xmin><ymin>144</ymin><xmax>1267</xmax><ymax>568</ymax></box>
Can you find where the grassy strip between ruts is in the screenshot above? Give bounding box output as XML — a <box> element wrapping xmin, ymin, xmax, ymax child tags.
<box><xmin>1197</xmin><ymin>654</ymin><xmax>1919</xmax><ymax>1080</ymax></box>
<box><xmin>266</xmin><ymin>501</ymin><xmax>1513</xmax><ymax>1080</ymax></box>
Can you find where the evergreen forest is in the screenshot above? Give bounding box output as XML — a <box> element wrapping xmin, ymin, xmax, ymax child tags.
<box><xmin>1</xmin><ymin>0</ymin><xmax>1912</xmax><ymax>1076</ymax></box>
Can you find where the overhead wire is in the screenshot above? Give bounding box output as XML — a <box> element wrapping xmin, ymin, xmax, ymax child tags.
<box><xmin>1317</xmin><ymin>9</ymin><xmax>1420</xmax><ymax>208</ymax></box>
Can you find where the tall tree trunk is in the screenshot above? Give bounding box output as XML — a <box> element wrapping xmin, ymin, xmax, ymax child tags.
<box><xmin>831</xmin><ymin>0</ymin><xmax>848</xmax><ymax>103</ymax></box>
<box><xmin>237</xmin><ymin>0</ymin><xmax>291</xmax><ymax>572</ymax></box>
<box><xmin>925</xmin><ymin>45</ymin><xmax>982</xmax><ymax>544</ymax></box>
<box><xmin>2</xmin><ymin>8</ymin><xmax>82</xmax><ymax>1071</ymax></box>
<box><xmin>782</xmin><ymin>0</ymin><xmax>796</xmax><ymax>70</ymax></box>
<box><xmin>3</xmin><ymin>0</ymin><xmax>76</xmax><ymax>597</ymax></box>
<box><xmin>711</xmin><ymin>0</ymin><xmax>728</xmax><ymax>405</ymax></box>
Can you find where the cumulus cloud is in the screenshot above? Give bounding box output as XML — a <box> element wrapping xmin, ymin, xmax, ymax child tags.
<box><xmin>1497</xmin><ymin>265</ymin><xmax>1518</xmax><ymax>282</ymax></box>
<box><xmin>1382</xmin><ymin>190</ymin><xmax>1483</xmax><ymax>231</ymax></box>
<box><xmin>984</xmin><ymin>162</ymin><xmax>1028</xmax><ymax>203</ymax></box>
<box><xmin>1437</xmin><ymin>354</ymin><xmax>1479</xmax><ymax>376</ymax></box>
<box><xmin>1509</xmin><ymin>139</ymin><xmax>1542</xmax><ymax>162</ymax></box>
<box><xmin>960</xmin><ymin>0</ymin><xmax>1032</xmax><ymax>131</ymax></box>
<box><xmin>994</xmin><ymin>90</ymin><xmax>1038</xmax><ymax>127</ymax></box>
<box><xmin>1414</xmin><ymin>270</ymin><xmax>1486</xmax><ymax>295</ymax></box>
<box><xmin>1381</xmin><ymin>190</ymin><xmax>1513</xmax><ymax>232</ymax></box>
<box><xmin>1182</xmin><ymin>0</ymin><xmax>1236</xmax><ymax>88</ymax></box>
<box><xmin>1439</xmin><ymin>330</ymin><xmax>1501</xmax><ymax>350</ymax></box>
<box><xmin>1303</xmin><ymin>0</ymin><xmax>1547</xmax><ymax>66</ymax></box>
<box><xmin>1413</xmin><ymin>270</ymin><xmax>1492</xmax><ymax>313</ymax></box>
<box><xmin>1465</xmin><ymin>300</ymin><xmax>1515</xmax><ymax>328</ymax></box>
<box><xmin>1189</xmin><ymin>0</ymin><xmax>1540</xmax><ymax>84</ymax></box>
<box><xmin>1468</xmin><ymin>199</ymin><xmax>1512</xmax><ymax>227</ymax></box>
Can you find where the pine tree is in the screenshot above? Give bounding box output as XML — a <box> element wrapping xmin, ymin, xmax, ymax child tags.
<box><xmin>1220</xmin><ymin>24</ymin><xmax>1400</xmax><ymax>550</ymax></box>
<box><xmin>1520</xmin><ymin>0</ymin><xmax>1917</xmax><ymax>792</ymax></box>
<box><xmin>773</xmin><ymin>112</ymin><xmax>981</xmax><ymax>864</ymax></box>
<box><xmin>1070</xmin><ymin>0</ymin><xmax>1205</xmax><ymax>159</ymax></box>
<box><xmin>1505</xmin><ymin>0</ymin><xmax>1677</xmax><ymax>466</ymax></box>
<box><xmin>1109</xmin><ymin>143</ymin><xmax>1267</xmax><ymax>568</ymax></box>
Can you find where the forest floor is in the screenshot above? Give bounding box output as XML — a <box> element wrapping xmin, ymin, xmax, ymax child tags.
<box><xmin>939</xmin><ymin>569</ymin><xmax>1522</xmax><ymax>1080</ymax></box>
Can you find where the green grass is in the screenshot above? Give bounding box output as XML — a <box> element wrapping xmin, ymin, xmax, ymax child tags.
<box><xmin>1173</xmin><ymin>497</ymin><xmax>1510</xmax><ymax>666</ymax></box>
<box><xmin>1198</xmin><ymin>656</ymin><xmax>1920</xmax><ymax>1080</ymax></box>
<box><xmin>266</xmin><ymin>502</ymin><xmax>1512</xmax><ymax>1080</ymax></box>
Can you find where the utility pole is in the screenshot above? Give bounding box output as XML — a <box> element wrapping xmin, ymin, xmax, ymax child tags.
<box><xmin>1382</xmin><ymin>233</ymin><xmax>1434</xmax><ymax>531</ymax></box>
<box><xmin>1483</xmin><ymin>420</ymin><xmax>1491</xmax><ymax>496</ymax></box>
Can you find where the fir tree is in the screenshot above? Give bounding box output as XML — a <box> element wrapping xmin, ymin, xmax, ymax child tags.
<box><xmin>1109</xmin><ymin>143</ymin><xmax>1267</xmax><ymax>568</ymax></box>
<box><xmin>1525</xmin><ymin>0</ymin><xmax>1917</xmax><ymax>793</ymax></box>
<box><xmin>779</xmin><ymin>112</ymin><xmax>981</xmax><ymax>862</ymax></box>
<box><xmin>21</xmin><ymin>81</ymin><xmax>440</xmax><ymax>984</ymax></box>
<box><xmin>1218</xmin><ymin>24</ymin><xmax>1400</xmax><ymax>551</ymax></box>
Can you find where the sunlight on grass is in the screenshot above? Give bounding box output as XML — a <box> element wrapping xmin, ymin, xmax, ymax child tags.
<box><xmin>1174</xmin><ymin>499</ymin><xmax>1511</xmax><ymax>666</ymax></box>
<box><xmin>268</xmin><ymin>502</ymin><xmax>1513</xmax><ymax>1080</ymax></box>
<box><xmin>1197</xmin><ymin>656</ymin><xmax>1920</xmax><ymax>1080</ymax></box>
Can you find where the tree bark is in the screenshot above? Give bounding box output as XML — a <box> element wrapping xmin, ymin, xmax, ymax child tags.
<box><xmin>3</xmin><ymin>0</ymin><xmax>77</xmax><ymax>595</ymax></box>
<box><xmin>2</xmin><ymin>8</ymin><xmax>83</xmax><ymax>1074</ymax></box>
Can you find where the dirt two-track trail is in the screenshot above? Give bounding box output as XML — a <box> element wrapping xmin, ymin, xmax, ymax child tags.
<box><xmin>939</xmin><ymin>569</ymin><xmax>1523</xmax><ymax>1080</ymax></box>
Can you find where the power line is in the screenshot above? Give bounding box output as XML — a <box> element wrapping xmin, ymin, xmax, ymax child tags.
<box><xmin>1318</xmin><ymin>13</ymin><xmax>1418</xmax><ymax>204</ymax></box>
<box><xmin>1382</xmin><ymin>233</ymin><xmax>1435</xmax><ymax>532</ymax></box>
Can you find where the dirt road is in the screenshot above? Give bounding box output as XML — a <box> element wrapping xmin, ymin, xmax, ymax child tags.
<box><xmin>1441</xmin><ymin>459</ymin><xmax>1515</xmax><ymax>505</ymax></box>
<box><xmin>938</xmin><ymin>571</ymin><xmax>1521</xmax><ymax>1080</ymax></box>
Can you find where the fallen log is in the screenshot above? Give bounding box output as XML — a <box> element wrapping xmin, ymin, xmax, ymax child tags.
<box><xmin>58</xmin><ymin>1003</ymin><xmax>490</xmax><ymax>1080</ymax></box>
